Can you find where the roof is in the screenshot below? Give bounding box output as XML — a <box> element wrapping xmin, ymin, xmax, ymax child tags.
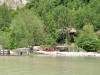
<box><xmin>70</xmin><ymin>28</ymin><xmax>76</xmax><ymax>33</ymax></box>
<box><xmin>56</xmin><ymin>46</ymin><xmax>67</xmax><ymax>47</ymax></box>
<box><xmin>16</xmin><ymin>48</ymin><xmax>30</xmax><ymax>52</ymax></box>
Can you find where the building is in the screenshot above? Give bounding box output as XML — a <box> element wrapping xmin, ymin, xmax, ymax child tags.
<box><xmin>69</xmin><ymin>28</ymin><xmax>77</xmax><ymax>43</ymax></box>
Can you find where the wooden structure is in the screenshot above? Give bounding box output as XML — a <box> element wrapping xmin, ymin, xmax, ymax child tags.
<box><xmin>69</xmin><ymin>28</ymin><xmax>77</xmax><ymax>43</ymax></box>
<box><xmin>16</xmin><ymin>48</ymin><xmax>30</xmax><ymax>55</ymax></box>
<box><xmin>54</xmin><ymin>46</ymin><xmax>69</xmax><ymax>52</ymax></box>
<box><xmin>0</xmin><ymin>50</ymin><xmax>10</xmax><ymax>55</ymax></box>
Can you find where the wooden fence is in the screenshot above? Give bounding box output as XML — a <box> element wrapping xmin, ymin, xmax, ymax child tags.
<box><xmin>0</xmin><ymin>50</ymin><xmax>10</xmax><ymax>55</ymax></box>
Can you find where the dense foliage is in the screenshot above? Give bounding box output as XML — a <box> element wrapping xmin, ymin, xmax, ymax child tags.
<box><xmin>10</xmin><ymin>9</ymin><xmax>45</xmax><ymax>49</ymax></box>
<box><xmin>0</xmin><ymin>3</ymin><xmax>12</xmax><ymax>31</ymax></box>
<box><xmin>76</xmin><ymin>24</ymin><xmax>100</xmax><ymax>52</ymax></box>
<box><xmin>0</xmin><ymin>0</ymin><xmax>100</xmax><ymax>51</ymax></box>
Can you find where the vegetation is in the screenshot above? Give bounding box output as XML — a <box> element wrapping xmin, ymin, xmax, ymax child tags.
<box><xmin>0</xmin><ymin>0</ymin><xmax>100</xmax><ymax>52</ymax></box>
<box><xmin>76</xmin><ymin>24</ymin><xmax>100</xmax><ymax>52</ymax></box>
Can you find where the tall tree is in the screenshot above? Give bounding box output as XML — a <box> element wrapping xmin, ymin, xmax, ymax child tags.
<box><xmin>10</xmin><ymin>9</ymin><xmax>45</xmax><ymax>48</ymax></box>
<box><xmin>0</xmin><ymin>3</ymin><xmax>12</xmax><ymax>31</ymax></box>
<box><xmin>76</xmin><ymin>24</ymin><xmax>99</xmax><ymax>52</ymax></box>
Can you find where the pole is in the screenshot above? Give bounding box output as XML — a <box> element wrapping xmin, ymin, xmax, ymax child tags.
<box><xmin>3</xmin><ymin>45</ymin><xmax>4</xmax><ymax>55</ymax></box>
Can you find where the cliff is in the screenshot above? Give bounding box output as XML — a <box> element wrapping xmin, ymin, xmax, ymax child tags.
<box><xmin>0</xmin><ymin>0</ymin><xmax>28</xmax><ymax>9</ymax></box>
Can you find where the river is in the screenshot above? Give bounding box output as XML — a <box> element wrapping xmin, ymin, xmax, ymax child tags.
<box><xmin>0</xmin><ymin>55</ymin><xmax>100</xmax><ymax>75</ymax></box>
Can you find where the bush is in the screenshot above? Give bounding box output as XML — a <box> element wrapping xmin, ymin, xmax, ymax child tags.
<box><xmin>83</xmin><ymin>40</ymin><xmax>100</xmax><ymax>52</ymax></box>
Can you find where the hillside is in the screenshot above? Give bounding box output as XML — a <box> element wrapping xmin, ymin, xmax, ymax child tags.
<box><xmin>0</xmin><ymin>0</ymin><xmax>100</xmax><ymax>51</ymax></box>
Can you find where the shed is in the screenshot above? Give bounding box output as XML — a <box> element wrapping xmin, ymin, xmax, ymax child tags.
<box><xmin>16</xmin><ymin>48</ymin><xmax>30</xmax><ymax>55</ymax></box>
<box><xmin>54</xmin><ymin>46</ymin><xmax>69</xmax><ymax>52</ymax></box>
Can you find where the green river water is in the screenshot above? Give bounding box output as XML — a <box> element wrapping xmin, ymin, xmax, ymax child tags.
<box><xmin>0</xmin><ymin>55</ymin><xmax>100</xmax><ymax>75</ymax></box>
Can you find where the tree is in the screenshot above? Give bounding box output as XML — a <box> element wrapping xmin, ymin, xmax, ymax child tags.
<box><xmin>24</xmin><ymin>0</ymin><xmax>100</xmax><ymax>46</ymax></box>
<box><xmin>10</xmin><ymin>9</ymin><xmax>45</xmax><ymax>48</ymax></box>
<box><xmin>0</xmin><ymin>3</ymin><xmax>12</xmax><ymax>31</ymax></box>
<box><xmin>76</xmin><ymin>24</ymin><xmax>99</xmax><ymax>52</ymax></box>
<box><xmin>0</xmin><ymin>31</ymin><xmax>10</xmax><ymax>49</ymax></box>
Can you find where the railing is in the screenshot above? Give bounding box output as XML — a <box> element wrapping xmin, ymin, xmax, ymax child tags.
<box><xmin>0</xmin><ymin>50</ymin><xmax>10</xmax><ymax>55</ymax></box>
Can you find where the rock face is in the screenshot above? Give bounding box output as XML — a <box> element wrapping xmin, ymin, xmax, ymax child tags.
<box><xmin>0</xmin><ymin>0</ymin><xmax>28</xmax><ymax>9</ymax></box>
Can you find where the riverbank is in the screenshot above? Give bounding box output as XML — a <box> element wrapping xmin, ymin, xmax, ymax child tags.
<box><xmin>36</xmin><ymin>51</ymin><xmax>100</xmax><ymax>57</ymax></box>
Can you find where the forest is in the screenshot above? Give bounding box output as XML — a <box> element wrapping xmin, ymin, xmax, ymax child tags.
<box><xmin>0</xmin><ymin>0</ymin><xmax>100</xmax><ymax>52</ymax></box>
